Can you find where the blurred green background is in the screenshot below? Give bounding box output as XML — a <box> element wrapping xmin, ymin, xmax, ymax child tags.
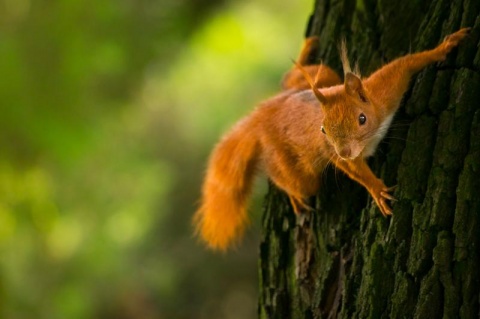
<box><xmin>0</xmin><ymin>0</ymin><xmax>310</xmax><ymax>318</ymax></box>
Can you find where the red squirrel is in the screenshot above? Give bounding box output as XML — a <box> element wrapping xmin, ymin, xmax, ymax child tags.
<box><xmin>194</xmin><ymin>28</ymin><xmax>470</xmax><ymax>250</ymax></box>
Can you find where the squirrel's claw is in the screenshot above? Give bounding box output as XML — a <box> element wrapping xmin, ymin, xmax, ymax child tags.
<box><xmin>437</xmin><ymin>28</ymin><xmax>471</xmax><ymax>60</ymax></box>
<box><xmin>373</xmin><ymin>183</ymin><xmax>397</xmax><ymax>217</ymax></box>
<box><xmin>443</xmin><ymin>27</ymin><xmax>471</xmax><ymax>43</ymax></box>
<box><xmin>377</xmin><ymin>197</ymin><xmax>393</xmax><ymax>217</ymax></box>
<box><xmin>289</xmin><ymin>195</ymin><xmax>314</xmax><ymax>215</ymax></box>
<box><xmin>380</xmin><ymin>191</ymin><xmax>396</xmax><ymax>202</ymax></box>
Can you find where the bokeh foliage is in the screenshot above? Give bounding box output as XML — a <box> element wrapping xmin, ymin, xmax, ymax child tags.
<box><xmin>0</xmin><ymin>0</ymin><xmax>310</xmax><ymax>318</ymax></box>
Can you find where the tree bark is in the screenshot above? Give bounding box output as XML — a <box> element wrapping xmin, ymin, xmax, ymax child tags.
<box><xmin>258</xmin><ymin>1</ymin><xmax>480</xmax><ymax>318</ymax></box>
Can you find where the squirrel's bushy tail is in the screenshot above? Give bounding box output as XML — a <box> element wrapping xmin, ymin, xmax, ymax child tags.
<box><xmin>194</xmin><ymin>119</ymin><xmax>259</xmax><ymax>250</ymax></box>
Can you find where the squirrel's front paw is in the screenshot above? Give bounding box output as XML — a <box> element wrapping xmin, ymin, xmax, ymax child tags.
<box><xmin>289</xmin><ymin>195</ymin><xmax>314</xmax><ymax>215</ymax></box>
<box><xmin>371</xmin><ymin>183</ymin><xmax>397</xmax><ymax>217</ymax></box>
<box><xmin>437</xmin><ymin>28</ymin><xmax>471</xmax><ymax>60</ymax></box>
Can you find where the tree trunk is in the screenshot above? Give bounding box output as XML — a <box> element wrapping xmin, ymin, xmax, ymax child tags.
<box><xmin>258</xmin><ymin>1</ymin><xmax>480</xmax><ymax>318</ymax></box>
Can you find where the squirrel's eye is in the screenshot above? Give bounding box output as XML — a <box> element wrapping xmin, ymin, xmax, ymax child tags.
<box><xmin>359</xmin><ymin>113</ymin><xmax>367</xmax><ymax>125</ymax></box>
<box><xmin>321</xmin><ymin>126</ymin><xmax>326</xmax><ymax>134</ymax></box>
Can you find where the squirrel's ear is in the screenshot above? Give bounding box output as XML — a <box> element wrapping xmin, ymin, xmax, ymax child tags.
<box><xmin>345</xmin><ymin>72</ymin><xmax>367</xmax><ymax>102</ymax></box>
<box><xmin>293</xmin><ymin>60</ymin><xmax>328</xmax><ymax>105</ymax></box>
<box><xmin>312</xmin><ymin>87</ymin><xmax>328</xmax><ymax>105</ymax></box>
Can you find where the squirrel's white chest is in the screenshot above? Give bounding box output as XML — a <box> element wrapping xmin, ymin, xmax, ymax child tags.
<box><xmin>363</xmin><ymin>114</ymin><xmax>395</xmax><ymax>158</ymax></box>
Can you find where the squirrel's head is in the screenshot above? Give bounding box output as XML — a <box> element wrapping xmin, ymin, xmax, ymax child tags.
<box><xmin>319</xmin><ymin>72</ymin><xmax>379</xmax><ymax>160</ymax></box>
<box><xmin>294</xmin><ymin>46</ymin><xmax>380</xmax><ymax>160</ymax></box>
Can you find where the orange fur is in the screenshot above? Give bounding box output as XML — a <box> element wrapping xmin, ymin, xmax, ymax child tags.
<box><xmin>193</xmin><ymin>118</ymin><xmax>260</xmax><ymax>250</ymax></box>
<box><xmin>194</xmin><ymin>29</ymin><xmax>470</xmax><ymax>250</ymax></box>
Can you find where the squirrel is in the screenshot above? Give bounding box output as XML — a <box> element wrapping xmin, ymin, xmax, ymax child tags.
<box><xmin>194</xmin><ymin>28</ymin><xmax>470</xmax><ymax>250</ymax></box>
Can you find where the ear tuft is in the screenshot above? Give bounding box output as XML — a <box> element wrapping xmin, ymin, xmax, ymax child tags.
<box><xmin>339</xmin><ymin>39</ymin><xmax>352</xmax><ymax>74</ymax></box>
<box><xmin>292</xmin><ymin>60</ymin><xmax>328</xmax><ymax>105</ymax></box>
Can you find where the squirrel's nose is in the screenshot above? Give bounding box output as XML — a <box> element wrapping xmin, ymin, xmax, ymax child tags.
<box><xmin>338</xmin><ymin>147</ymin><xmax>351</xmax><ymax>159</ymax></box>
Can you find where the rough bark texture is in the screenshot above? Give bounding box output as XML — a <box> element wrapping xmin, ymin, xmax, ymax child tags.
<box><xmin>259</xmin><ymin>1</ymin><xmax>480</xmax><ymax>318</ymax></box>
